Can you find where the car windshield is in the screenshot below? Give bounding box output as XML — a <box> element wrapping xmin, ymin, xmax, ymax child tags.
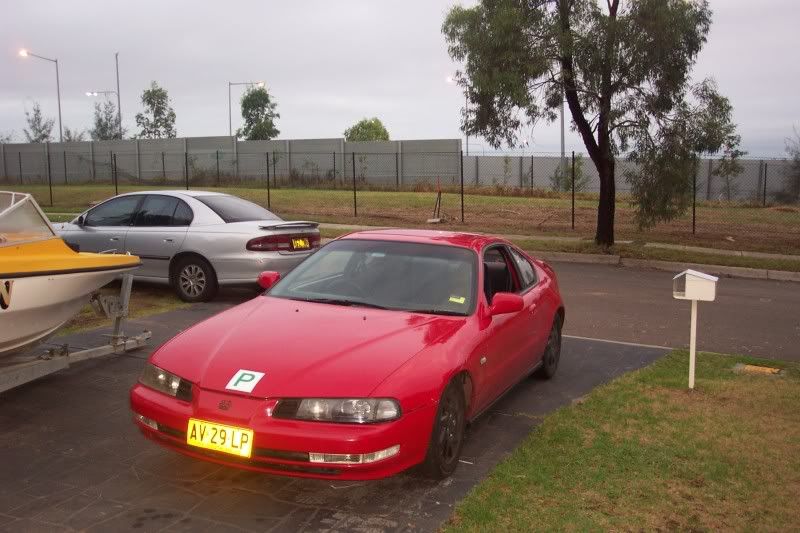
<box><xmin>195</xmin><ymin>195</ymin><xmax>281</xmax><ymax>223</ymax></box>
<box><xmin>268</xmin><ymin>239</ymin><xmax>477</xmax><ymax>316</ymax></box>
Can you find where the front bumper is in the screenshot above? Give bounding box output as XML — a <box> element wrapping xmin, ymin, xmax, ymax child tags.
<box><xmin>130</xmin><ymin>384</ymin><xmax>435</xmax><ymax>480</ymax></box>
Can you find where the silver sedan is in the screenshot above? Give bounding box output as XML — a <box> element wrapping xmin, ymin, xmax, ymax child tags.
<box><xmin>55</xmin><ymin>190</ymin><xmax>320</xmax><ymax>301</ymax></box>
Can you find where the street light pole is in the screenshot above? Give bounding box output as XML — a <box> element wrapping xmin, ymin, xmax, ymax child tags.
<box><xmin>228</xmin><ymin>81</ymin><xmax>265</xmax><ymax>138</ymax></box>
<box><xmin>115</xmin><ymin>52</ymin><xmax>122</xmax><ymax>138</ymax></box>
<box><xmin>20</xmin><ymin>49</ymin><xmax>62</xmax><ymax>142</ymax></box>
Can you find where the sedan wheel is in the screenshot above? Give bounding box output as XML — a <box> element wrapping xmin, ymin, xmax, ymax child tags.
<box><xmin>421</xmin><ymin>380</ymin><xmax>466</xmax><ymax>479</ymax></box>
<box><xmin>536</xmin><ymin>316</ymin><xmax>562</xmax><ymax>380</ymax></box>
<box><xmin>173</xmin><ymin>257</ymin><xmax>218</xmax><ymax>302</ymax></box>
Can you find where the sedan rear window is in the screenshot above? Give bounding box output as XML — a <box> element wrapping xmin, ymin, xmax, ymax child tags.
<box><xmin>195</xmin><ymin>195</ymin><xmax>281</xmax><ymax>223</ymax></box>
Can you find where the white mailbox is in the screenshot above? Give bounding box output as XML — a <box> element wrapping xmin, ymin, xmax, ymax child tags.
<box><xmin>673</xmin><ymin>269</ymin><xmax>718</xmax><ymax>302</ymax></box>
<box><xmin>672</xmin><ymin>269</ymin><xmax>719</xmax><ymax>390</ymax></box>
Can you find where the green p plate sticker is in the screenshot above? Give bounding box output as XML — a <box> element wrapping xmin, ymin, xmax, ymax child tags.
<box><xmin>449</xmin><ymin>296</ymin><xmax>466</xmax><ymax>304</ymax></box>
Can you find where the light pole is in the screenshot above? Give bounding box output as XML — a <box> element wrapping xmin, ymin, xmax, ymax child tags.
<box><xmin>115</xmin><ymin>52</ymin><xmax>122</xmax><ymax>139</ymax></box>
<box><xmin>19</xmin><ymin>49</ymin><xmax>62</xmax><ymax>142</ymax></box>
<box><xmin>228</xmin><ymin>81</ymin><xmax>265</xmax><ymax>137</ymax></box>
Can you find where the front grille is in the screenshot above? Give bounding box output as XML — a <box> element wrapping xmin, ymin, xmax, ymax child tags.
<box><xmin>155</xmin><ymin>423</ymin><xmax>311</xmax><ymax>464</ymax></box>
<box><xmin>150</xmin><ymin>430</ymin><xmax>339</xmax><ymax>476</ymax></box>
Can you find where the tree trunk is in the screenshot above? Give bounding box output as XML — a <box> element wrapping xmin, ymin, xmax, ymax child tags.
<box><xmin>595</xmin><ymin>154</ymin><xmax>615</xmax><ymax>246</ymax></box>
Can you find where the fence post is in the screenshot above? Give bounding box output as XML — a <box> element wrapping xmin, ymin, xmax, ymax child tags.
<box><xmin>161</xmin><ymin>151</ymin><xmax>166</xmax><ymax>180</ymax></box>
<box><xmin>135</xmin><ymin>139</ymin><xmax>141</xmax><ymax>182</ymax></box>
<box><xmin>460</xmin><ymin>150</ymin><xmax>465</xmax><ymax>223</ymax></box>
<box><xmin>475</xmin><ymin>156</ymin><xmax>479</xmax><ymax>187</ymax></box>
<box><xmin>266</xmin><ymin>152</ymin><xmax>271</xmax><ymax>210</ymax></box>
<box><xmin>530</xmin><ymin>154</ymin><xmax>534</xmax><ymax>192</ymax></box>
<box><xmin>519</xmin><ymin>156</ymin><xmax>523</xmax><ymax>188</ymax></box>
<box><xmin>272</xmin><ymin>150</ymin><xmax>277</xmax><ymax>182</ymax></box>
<box><xmin>394</xmin><ymin>152</ymin><xmax>404</xmax><ymax>190</ymax></box>
<box><xmin>216</xmin><ymin>150</ymin><xmax>220</xmax><ymax>186</ymax></box>
<box><xmin>763</xmin><ymin>162</ymin><xmax>768</xmax><ymax>207</ymax></box>
<box><xmin>109</xmin><ymin>151</ymin><xmax>113</xmax><ymax>181</ymax></box>
<box><xmin>90</xmin><ymin>141</ymin><xmax>95</xmax><ymax>181</ymax></box>
<box><xmin>692</xmin><ymin>163</ymin><xmax>697</xmax><ymax>235</ymax></box>
<box><xmin>184</xmin><ymin>151</ymin><xmax>189</xmax><ymax>190</ymax></box>
<box><xmin>705</xmin><ymin>158</ymin><xmax>712</xmax><ymax>200</ymax></box>
<box><xmin>0</xmin><ymin>143</ymin><xmax>5</xmax><ymax>179</ymax></box>
<box><xmin>352</xmin><ymin>152</ymin><xmax>357</xmax><ymax>217</ymax></box>
<box><xmin>62</xmin><ymin>151</ymin><xmax>68</xmax><ymax>185</ymax></box>
<box><xmin>332</xmin><ymin>152</ymin><xmax>336</xmax><ymax>187</ymax></box>
<box><xmin>46</xmin><ymin>144</ymin><xmax>53</xmax><ymax>207</ymax></box>
<box><xmin>112</xmin><ymin>153</ymin><xmax>118</xmax><ymax>196</ymax></box>
<box><xmin>17</xmin><ymin>151</ymin><xmax>22</xmax><ymax>184</ymax></box>
<box><xmin>571</xmin><ymin>151</ymin><xmax>575</xmax><ymax>230</ymax></box>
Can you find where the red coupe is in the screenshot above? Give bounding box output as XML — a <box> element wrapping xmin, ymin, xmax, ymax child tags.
<box><xmin>130</xmin><ymin>229</ymin><xmax>565</xmax><ymax>480</ymax></box>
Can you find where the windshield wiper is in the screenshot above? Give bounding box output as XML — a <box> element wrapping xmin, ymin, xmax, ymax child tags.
<box><xmin>407</xmin><ymin>309</ymin><xmax>467</xmax><ymax>316</ymax></box>
<box><xmin>288</xmin><ymin>297</ymin><xmax>389</xmax><ymax>310</ymax></box>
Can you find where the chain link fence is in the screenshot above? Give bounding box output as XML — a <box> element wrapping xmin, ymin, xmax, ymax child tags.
<box><xmin>1</xmin><ymin>148</ymin><xmax>798</xmax><ymax>254</ymax></box>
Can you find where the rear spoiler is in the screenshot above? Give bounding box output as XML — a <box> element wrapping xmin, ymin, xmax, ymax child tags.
<box><xmin>258</xmin><ymin>221</ymin><xmax>319</xmax><ymax>230</ymax></box>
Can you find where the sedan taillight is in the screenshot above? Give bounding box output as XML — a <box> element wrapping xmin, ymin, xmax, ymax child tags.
<box><xmin>246</xmin><ymin>233</ymin><xmax>321</xmax><ymax>252</ymax></box>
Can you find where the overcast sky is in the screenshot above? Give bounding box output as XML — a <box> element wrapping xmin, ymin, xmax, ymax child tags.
<box><xmin>1</xmin><ymin>0</ymin><xmax>798</xmax><ymax>155</ymax></box>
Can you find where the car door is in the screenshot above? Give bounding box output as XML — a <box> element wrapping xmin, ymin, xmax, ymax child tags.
<box><xmin>469</xmin><ymin>245</ymin><xmax>530</xmax><ymax>410</ymax></box>
<box><xmin>507</xmin><ymin>246</ymin><xmax>550</xmax><ymax>374</ymax></box>
<box><xmin>124</xmin><ymin>195</ymin><xmax>192</xmax><ymax>279</ymax></box>
<box><xmin>68</xmin><ymin>195</ymin><xmax>143</xmax><ymax>253</ymax></box>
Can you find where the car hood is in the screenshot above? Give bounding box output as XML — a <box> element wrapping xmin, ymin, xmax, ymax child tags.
<box><xmin>151</xmin><ymin>296</ymin><xmax>465</xmax><ymax>398</ymax></box>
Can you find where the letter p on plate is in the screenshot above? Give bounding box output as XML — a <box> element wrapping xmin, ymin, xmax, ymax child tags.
<box><xmin>225</xmin><ymin>369</ymin><xmax>265</xmax><ymax>393</ymax></box>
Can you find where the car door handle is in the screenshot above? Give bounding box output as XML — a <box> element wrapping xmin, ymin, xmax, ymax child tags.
<box><xmin>163</xmin><ymin>238</ymin><xmax>174</xmax><ymax>243</ymax></box>
<box><xmin>109</xmin><ymin>237</ymin><xmax>120</xmax><ymax>241</ymax></box>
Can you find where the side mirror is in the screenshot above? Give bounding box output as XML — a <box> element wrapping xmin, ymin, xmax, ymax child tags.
<box><xmin>257</xmin><ymin>271</ymin><xmax>281</xmax><ymax>290</ymax></box>
<box><xmin>490</xmin><ymin>292</ymin><xmax>524</xmax><ymax>316</ymax></box>
<box><xmin>77</xmin><ymin>215</ymin><xmax>85</xmax><ymax>226</ymax></box>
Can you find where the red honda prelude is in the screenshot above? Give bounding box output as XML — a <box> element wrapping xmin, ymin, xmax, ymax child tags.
<box><xmin>130</xmin><ymin>229</ymin><xmax>565</xmax><ymax>480</ymax></box>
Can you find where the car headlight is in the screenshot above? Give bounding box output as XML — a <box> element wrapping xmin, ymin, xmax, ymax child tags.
<box><xmin>273</xmin><ymin>398</ymin><xmax>401</xmax><ymax>423</ymax></box>
<box><xmin>139</xmin><ymin>363</ymin><xmax>192</xmax><ymax>401</ymax></box>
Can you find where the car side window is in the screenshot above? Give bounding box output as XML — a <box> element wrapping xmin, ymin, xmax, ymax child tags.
<box><xmin>509</xmin><ymin>248</ymin><xmax>538</xmax><ymax>290</ymax></box>
<box><xmin>172</xmin><ymin>201</ymin><xmax>194</xmax><ymax>226</ymax></box>
<box><xmin>482</xmin><ymin>246</ymin><xmax>519</xmax><ymax>304</ymax></box>
<box><xmin>85</xmin><ymin>196</ymin><xmax>141</xmax><ymax>227</ymax></box>
<box><xmin>135</xmin><ymin>195</ymin><xmax>180</xmax><ymax>227</ymax></box>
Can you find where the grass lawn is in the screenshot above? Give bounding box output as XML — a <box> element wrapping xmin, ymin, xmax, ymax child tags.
<box><xmin>446</xmin><ymin>351</ymin><xmax>800</xmax><ymax>531</ymax></box>
<box><xmin>5</xmin><ymin>183</ymin><xmax>798</xmax><ymax>255</ymax></box>
<box><xmin>58</xmin><ymin>282</ymin><xmax>189</xmax><ymax>335</ymax></box>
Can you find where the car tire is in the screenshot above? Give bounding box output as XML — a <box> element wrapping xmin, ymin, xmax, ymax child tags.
<box><xmin>421</xmin><ymin>379</ymin><xmax>466</xmax><ymax>479</ymax></box>
<box><xmin>172</xmin><ymin>256</ymin><xmax>218</xmax><ymax>303</ymax></box>
<box><xmin>536</xmin><ymin>315</ymin><xmax>562</xmax><ymax>380</ymax></box>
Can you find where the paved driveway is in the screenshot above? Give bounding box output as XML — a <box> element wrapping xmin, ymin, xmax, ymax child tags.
<box><xmin>554</xmin><ymin>262</ymin><xmax>800</xmax><ymax>361</ymax></box>
<box><xmin>0</xmin><ymin>300</ymin><xmax>666</xmax><ymax>532</ymax></box>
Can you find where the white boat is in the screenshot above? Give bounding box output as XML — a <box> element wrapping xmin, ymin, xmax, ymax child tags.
<box><xmin>0</xmin><ymin>192</ymin><xmax>141</xmax><ymax>356</ymax></box>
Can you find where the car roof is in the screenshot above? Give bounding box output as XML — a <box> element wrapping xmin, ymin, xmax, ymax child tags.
<box><xmin>114</xmin><ymin>190</ymin><xmax>226</xmax><ymax>198</ymax></box>
<box><xmin>340</xmin><ymin>228</ymin><xmax>501</xmax><ymax>251</ymax></box>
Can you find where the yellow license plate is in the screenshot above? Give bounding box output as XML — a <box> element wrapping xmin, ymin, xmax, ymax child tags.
<box><xmin>292</xmin><ymin>237</ymin><xmax>310</xmax><ymax>250</ymax></box>
<box><xmin>186</xmin><ymin>418</ymin><xmax>254</xmax><ymax>458</ymax></box>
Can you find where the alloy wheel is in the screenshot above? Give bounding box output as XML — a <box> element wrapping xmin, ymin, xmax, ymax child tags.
<box><xmin>179</xmin><ymin>264</ymin><xmax>206</xmax><ymax>298</ymax></box>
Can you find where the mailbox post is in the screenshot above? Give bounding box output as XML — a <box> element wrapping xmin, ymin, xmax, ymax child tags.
<box><xmin>672</xmin><ymin>269</ymin><xmax>719</xmax><ymax>389</ymax></box>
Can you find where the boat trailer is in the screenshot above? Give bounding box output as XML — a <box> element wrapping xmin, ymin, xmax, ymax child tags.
<box><xmin>0</xmin><ymin>274</ymin><xmax>151</xmax><ymax>393</ymax></box>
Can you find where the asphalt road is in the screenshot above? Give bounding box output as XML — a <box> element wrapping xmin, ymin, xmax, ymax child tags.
<box><xmin>0</xmin><ymin>301</ymin><xmax>666</xmax><ymax>532</ymax></box>
<box><xmin>552</xmin><ymin>262</ymin><xmax>800</xmax><ymax>362</ymax></box>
